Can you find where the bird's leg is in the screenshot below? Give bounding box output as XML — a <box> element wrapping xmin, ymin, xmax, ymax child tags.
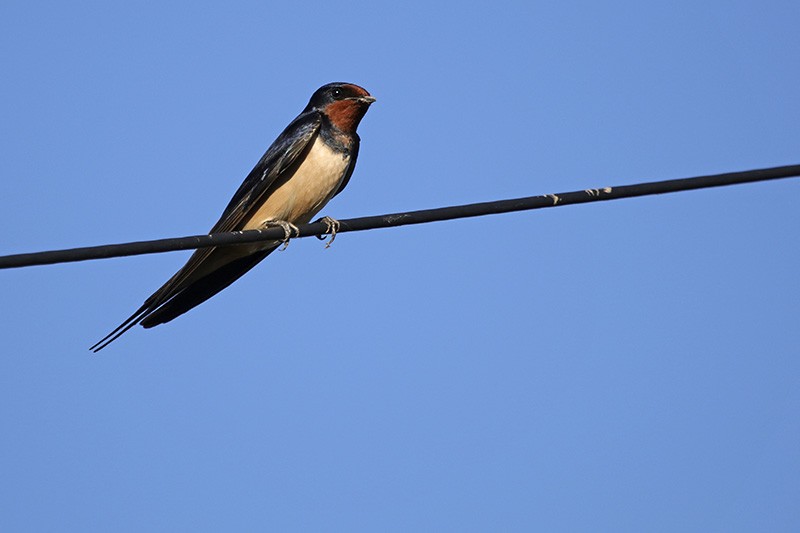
<box><xmin>314</xmin><ymin>216</ymin><xmax>341</xmax><ymax>249</ymax></box>
<box><xmin>261</xmin><ymin>219</ymin><xmax>300</xmax><ymax>251</ymax></box>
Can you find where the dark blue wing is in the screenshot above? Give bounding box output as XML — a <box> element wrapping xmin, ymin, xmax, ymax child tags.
<box><xmin>212</xmin><ymin>110</ymin><xmax>322</xmax><ymax>232</ymax></box>
<box><xmin>89</xmin><ymin>109</ymin><xmax>323</xmax><ymax>351</ymax></box>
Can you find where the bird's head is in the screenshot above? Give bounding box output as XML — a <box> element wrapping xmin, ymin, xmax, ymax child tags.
<box><xmin>305</xmin><ymin>82</ymin><xmax>375</xmax><ymax>133</ymax></box>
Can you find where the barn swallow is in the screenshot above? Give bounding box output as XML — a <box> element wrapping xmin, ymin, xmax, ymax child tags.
<box><xmin>90</xmin><ymin>82</ymin><xmax>375</xmax><ymax>352</ymax></box>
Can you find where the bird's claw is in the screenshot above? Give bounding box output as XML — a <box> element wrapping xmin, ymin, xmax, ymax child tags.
<box><xmin>261</xmin><ymin>219</ymin><xmax>300</xmax><ymax>251</ymax></box>
<box><xmin>314</xmin><ymin>216</ymin><xmax>340</xmax><ymax>248</ymax></box>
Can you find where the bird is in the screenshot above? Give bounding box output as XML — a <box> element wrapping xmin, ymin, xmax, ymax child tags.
<box><xmin>90</xmin><ymin>82</ymin><xmax>375</xmax><ymax>352</ymax></box>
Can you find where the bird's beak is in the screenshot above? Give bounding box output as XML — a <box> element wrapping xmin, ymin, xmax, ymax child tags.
<box><xmin>358</xmin><ymin>95</ymin><xmax>376</xmax><ymax>104</ymax></box>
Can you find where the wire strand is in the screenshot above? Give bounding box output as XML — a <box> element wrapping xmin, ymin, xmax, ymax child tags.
<box><xmin>1</xmin><ymin>164</ymin><xmax>798</xmax><ymax>270</ymax></box>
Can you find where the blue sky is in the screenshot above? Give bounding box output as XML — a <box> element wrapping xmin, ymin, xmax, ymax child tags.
<box><xmin>1</xmin><ymin>1</ymin><xmax>798</xmax><ymax>531</ymax></box>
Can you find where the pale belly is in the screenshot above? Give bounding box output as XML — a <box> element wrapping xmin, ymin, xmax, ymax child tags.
<box><xmin>180</xmin><ymin>136</ymin><xmax>351</xmax><ymax>282</ymax></box>
<box><xmin>242</xmin><ymin>135</ymin><xmax>350</xmax><ymax>230</ymax></box>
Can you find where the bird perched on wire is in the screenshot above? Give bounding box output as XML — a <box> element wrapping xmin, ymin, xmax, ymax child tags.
<box><xmin>91</xmin><ymin>82</ymin><xmax>375</xmax><ymax>352</ymax></box>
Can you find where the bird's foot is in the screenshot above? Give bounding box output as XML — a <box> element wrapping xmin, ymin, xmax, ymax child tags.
<box><xmin>261</xmin><ymin>219</ymin><xmax>300</xmax><ymax>251</ymax></box>
<box><xmin>314</xmin><ymin>216</ymin><xmax>340</xmax><ymax>249</ymax></box>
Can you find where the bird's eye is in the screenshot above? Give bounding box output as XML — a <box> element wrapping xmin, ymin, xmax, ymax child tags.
<box><xmin>331</xmin><ymin>88</ymin><xmax>342</xmax><ymax>98</ymax></box>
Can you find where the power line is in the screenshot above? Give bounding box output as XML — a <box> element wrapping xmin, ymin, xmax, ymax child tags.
<box><xmin>1</xmin><ymin>164</ymin><xmax>798</xmax><ymax>270</ymax></box>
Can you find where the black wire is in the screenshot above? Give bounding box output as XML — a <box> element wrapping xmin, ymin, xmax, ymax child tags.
<box><xmin>1</xmin><ymin>164</ymin><xmax>798</xmax><ymax>270</ymax></box>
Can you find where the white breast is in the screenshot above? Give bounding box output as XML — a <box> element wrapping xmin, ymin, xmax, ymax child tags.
<box><xmin>243</xmin><ymin>135</ymin><xmax>351</xmax><ymax>230</ymax></box>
